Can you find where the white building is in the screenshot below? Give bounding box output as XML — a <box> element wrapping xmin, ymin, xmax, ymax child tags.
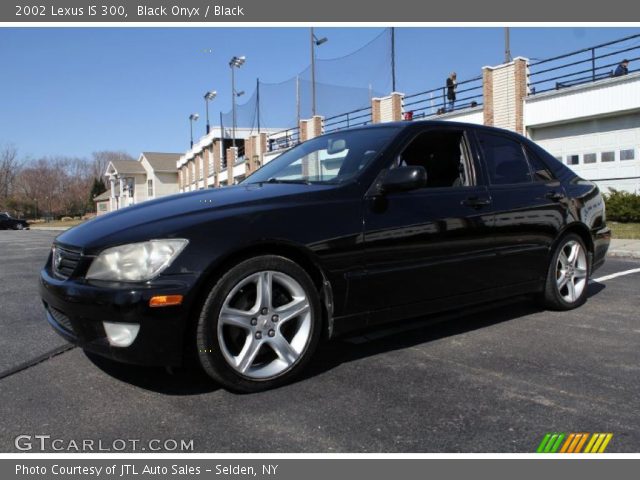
<box><xmin>99</xmin><ymin>152</ymin><xmax>181</xmax><ymax>215</ymax></box>
<box><xmin>525</xmin><ymin>73</ymin><xmax>640</xmax><ymax>194</ymax></box>
<box><xmin>177</xmin><ymin>37</ymin><xmax>640</xmax><ymax>195</ymax></box>
<box><xmin>177</xmin><ymin>126</ymin><xmax>284</xmax><ymax>192</ymax></box>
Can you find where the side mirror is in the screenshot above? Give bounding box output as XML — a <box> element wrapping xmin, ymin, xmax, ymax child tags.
<box><xmin>327</xmin><ymin>138</ymin><xmax>346</xmax><ymax>155</ymax></box>
<box><xmin>380</xmin><ymin>166</ymin><xmax>427</xmax><ymax>194</ymax></box>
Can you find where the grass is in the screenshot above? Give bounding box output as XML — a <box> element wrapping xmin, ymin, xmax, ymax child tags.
<box><xmin>609</xmin><ymin>222</ymin><xmax>640</xmax><ymax>240</ymax></box>
<box><xmin>30</xmin><ymin>219</ymin><xmax>85</xmax><ymax>228</ymax></box>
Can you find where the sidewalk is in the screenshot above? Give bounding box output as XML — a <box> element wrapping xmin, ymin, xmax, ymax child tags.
<box><xmin>30</xmin><ymin>226</ymin><xmax>70</xmax><ymax>231</ymax></box>
<box><xmin>608</xmin><ymin>239</ymin><xmax>640</xmax><ymax>259</ymax></box>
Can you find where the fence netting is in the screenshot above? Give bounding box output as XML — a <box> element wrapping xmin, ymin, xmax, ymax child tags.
<box><xmin>221</xmin><ymin>28</ymin><xmax>393</xmax><ymax>132</ymax></box>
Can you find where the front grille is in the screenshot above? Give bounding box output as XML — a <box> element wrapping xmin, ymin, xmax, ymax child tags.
<box><xmin>52</xmin><ymin>245</ymin><xmax>82</xmax><ymax>279</ymax></box>
<box><xmin>49</xmin><ymin>306</ymin><xmax>75</xmax><ymax>334</ymax></box>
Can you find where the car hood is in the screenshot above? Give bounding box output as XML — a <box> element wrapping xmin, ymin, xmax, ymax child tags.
<box><xmin>57</xmin><ymin>183</ymin><xmax>334</xmax><ymax>251</ymax></box>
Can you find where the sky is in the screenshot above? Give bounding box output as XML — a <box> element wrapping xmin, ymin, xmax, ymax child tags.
<box><xmin>1</xmin><ymin>26</ymin><xmax>639</xmax><ymax>160</ymax></box>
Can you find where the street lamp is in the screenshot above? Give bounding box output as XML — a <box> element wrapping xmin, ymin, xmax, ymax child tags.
<box><xmin>229</xmin><ymin>55</ymin><xmax>246</xmax><ymax>148</ymax></box>
<box><xmin>189</xmin><ymin>113</ymin><xmax>199</xmax><ymax>148</ymax></box>
<box><xmin>204</xmin><ymin>90</ymin><xmax>217</xmax><ymax>134</ymax></box>
<box><xmin>310</xmin><ymin>28</ymin><xmax>328</xmax><ymax>117</ymax></box>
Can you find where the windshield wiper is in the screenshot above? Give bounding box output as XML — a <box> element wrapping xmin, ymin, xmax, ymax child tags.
<box><xmin>264</xmin><ymin>178</ymin><xmax>311</xmax><ymax>185</ymax></box>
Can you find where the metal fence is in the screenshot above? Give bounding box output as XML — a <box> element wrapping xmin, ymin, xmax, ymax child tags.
<box><xmin>403</xmin><ymin>76</ymin><xmax>483</xmax><ymax>119</ymax></box>
<box><xmin>528</xmin><ymin>33</ymin><xmax>640</xmax><ymax>95</ymax></box>
<box><xmin>324</xmin><ymin>105</ymin><xmax>372</xmax><ymax>133</ymax></box>
<box><xmin>265</xmin><ymin>74</ymin><xmax>482</xmax><ymax>152</ymax></box>
<box><xmin>267</xmin><ymin>126</ymin><xmax>301</xmax><ymax>153</ymax></box>
<box><xmin>264</xmin><ymin>33</ymin><xmax>640</xmax><ymax>155</ymax></box>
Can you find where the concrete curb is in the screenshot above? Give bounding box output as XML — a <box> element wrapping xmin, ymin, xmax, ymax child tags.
<box><xmin>607</xmin><ymin>250</ymin><xmax>640</xmax><ymax>259</ymax></box>
<box><xmin>608</xmin><ymin>239</ymin><xmax>640</xmax><ymax>259</ymax></box>
<box><xmin>30</xmin><ymin>226</ymin><xmax>70</xmax><ymax>231</ymax></box>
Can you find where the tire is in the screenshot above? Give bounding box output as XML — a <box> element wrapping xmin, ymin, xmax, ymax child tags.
<box><xmin>196</xmin><ymin>255</ymin><xmax>322</xmax><ymax>393</ymax></box>
<box><xmin>542</xmin><ymin>233</ymin><xmax>590</xmax><ymax>310</ymax></box>
<box><xmin>14</xmin><ymin>223</ymin><xmax>24</xmax><ymax>230</ymax></box>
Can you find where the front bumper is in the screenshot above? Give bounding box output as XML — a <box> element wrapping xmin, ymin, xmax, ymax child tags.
<box><xmin>39</xmin><ymin>266</ymin><xmax>200</xmax><ymax>366</ymax></box>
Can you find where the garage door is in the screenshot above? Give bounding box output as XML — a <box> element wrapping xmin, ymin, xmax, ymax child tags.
<box><xmin>528</xmin><ymin>112</ymin><xmax>640</xmax><ymax>193</ymax></box>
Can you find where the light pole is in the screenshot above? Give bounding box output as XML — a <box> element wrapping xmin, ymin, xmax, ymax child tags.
<box><xmin>204</xmin><ymin>90</ymin><xmax>217</xmax><ymax>134</ymax></box>
<box><xmin>189</xmin><ymin>113</ymin><xmax>199</xmax><ymax>148</ymax></box>
<box><xmin>504</xmin><ymin>27</ymin><xmax>512</xmax><ymax>63</ymax></box>
<box><xmin>229</xmin><ymin>55</ymin><xmax>246</xmax><ymax>148</ymax></box>
<box><xmin>310</xmin><ymin>28</ymin><xmax>328</xmax><ymax>117</ymax></box>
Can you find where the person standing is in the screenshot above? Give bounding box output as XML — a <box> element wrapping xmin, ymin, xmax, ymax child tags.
<box><xmin>614</xmin><ymin>59</ymin><xmax>629</xmax><ymax>77</ymax></box>
<box><xmin>446</xmin><ymin>72</ymin><xmax>457</xmax><ymax>112</ymax></box>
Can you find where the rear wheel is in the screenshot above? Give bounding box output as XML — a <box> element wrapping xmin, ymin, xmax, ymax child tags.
<box><xmin>542</xmin><ymin>233</ymin><xmax>589</xmax><ymax>310</ymax></box>
<box><xmin>196</xmin><ymin>255</ymin><xmax>322</xmax><ymax>393</ymax></box>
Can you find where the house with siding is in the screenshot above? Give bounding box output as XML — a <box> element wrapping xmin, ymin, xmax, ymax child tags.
<box><xmin>97</xmin><ymin>152</ymin><xmax>181</xmax><ymax>214</ymax></box>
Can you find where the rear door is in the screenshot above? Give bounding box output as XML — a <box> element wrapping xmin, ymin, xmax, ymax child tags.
<box><xmin>359</xmin><ymin>125</ymin><xmax>497</xmax><ymax>320</ymax></box>
<box><xmin>474</xmin><ymin>130</ymin><xmax>567</xmax><ymax>285</ymax></box>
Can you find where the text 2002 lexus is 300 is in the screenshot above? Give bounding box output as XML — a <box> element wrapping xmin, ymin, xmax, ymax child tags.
<box><xmin>40</xmin><ymin>121</ymin><xmax>610</xmax><ymax>392</ymax></box>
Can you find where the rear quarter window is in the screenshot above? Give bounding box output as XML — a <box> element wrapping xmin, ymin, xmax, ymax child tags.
<box><xmin>476</xmin><ymin>131</ymin><xmax>532</xmax><ymax>185</ymax></box>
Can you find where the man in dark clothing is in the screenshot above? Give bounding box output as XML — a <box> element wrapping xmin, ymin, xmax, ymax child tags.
<box><xmin>446</xmin><ymin>72</ymin><xmax>457</xmax><ymax>112</ymax></box>
<box><xmin>614</xmin><ymin>59</ymin><xmax>629</xmax><ymax>77</ymax></box>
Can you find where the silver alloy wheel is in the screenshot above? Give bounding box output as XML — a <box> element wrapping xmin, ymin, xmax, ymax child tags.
<box><xmin>555</xmin><ymin>240</ymin><xmax>588</xmax><ymax>303</ymax></box>
<box><xmin>217</xmin><ymin>270</ymin><xmax>312</xmax><ymax>379</ymax></box>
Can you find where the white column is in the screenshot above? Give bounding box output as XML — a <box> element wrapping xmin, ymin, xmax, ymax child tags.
<box><xmin>109</xmin><ymin>177</ymin><xmax>116</xmax><ymax>212</ymax></box>
<box><xmin>118</xmin><ymin>177</ymin><xmax>125</xmax><ymax>210</ymax></box>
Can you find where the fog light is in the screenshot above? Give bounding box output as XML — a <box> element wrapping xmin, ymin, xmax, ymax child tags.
<box><xmin>103</xmin><ymin>322</ymin><xmax>140</xmax><ymax>347</ymax></box>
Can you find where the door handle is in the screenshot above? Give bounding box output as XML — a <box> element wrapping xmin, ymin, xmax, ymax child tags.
<box><xmin>545</xmin><ymin>191</ymin><xmax>565</xmax><ymax>201</ymax></box>
<box><xmin>462</xmin><ymin>196</ymin><xmax>491</xmax><ymax>208</ymax></box>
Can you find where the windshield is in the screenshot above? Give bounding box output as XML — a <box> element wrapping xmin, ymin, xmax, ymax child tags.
<box><xmin>243</xmin><ymin>127</ymin><xmax>400</xmax><ymax>185</ymax></box>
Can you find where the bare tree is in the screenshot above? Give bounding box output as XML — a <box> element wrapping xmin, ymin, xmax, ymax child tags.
<box><xmin>91</xmin><ymin>150</ymin><xmax>135</xmax><ymax>179</ymax></box>
<box><xmin>0</xmin><ymin>145</ymin><xmax>22</xmax><ymax>210</ymax></box>
<box><xmin>16</xmin><ymin>156</ymin><xmax>94</xmax><ymax>219</ymax></box>
<box><xmin>6</xmin><ymin>150</ymin><xmax>133</xmax><ymax>219</ymax></box>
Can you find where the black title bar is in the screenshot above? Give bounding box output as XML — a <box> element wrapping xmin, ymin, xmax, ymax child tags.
<box><xmin>3</xmin><ymin>0</ymin><xmax>640</xmax><ymax>22</ymax></box>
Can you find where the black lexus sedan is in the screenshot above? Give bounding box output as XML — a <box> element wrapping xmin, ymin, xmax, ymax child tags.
<box><xmin>40</xmin><ymin>121</ymin><xmax>610</xmax><ymax>392</ymax></box>
<box><xmin>0</xmin><ymin>212</ymin><xmax>30</xmax><ymax>230</ymax></box>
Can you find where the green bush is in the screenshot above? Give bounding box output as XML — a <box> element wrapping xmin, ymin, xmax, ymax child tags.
<box><xmin>604</xmin><ymin>189</ymin><xmax>640</xmax><ymax>223</ymax></box>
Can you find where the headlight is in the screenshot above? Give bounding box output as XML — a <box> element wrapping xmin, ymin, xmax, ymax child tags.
<box><xmin>86</xmin><ymin>239</ymin><xmax>188</xmax><ymax>282</ymax></box>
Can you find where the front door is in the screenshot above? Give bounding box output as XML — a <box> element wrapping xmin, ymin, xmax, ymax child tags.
<box><xmin>360</xmin><ymin>126</ymin><xmax>496</xmax><ymax>321</ymax></box>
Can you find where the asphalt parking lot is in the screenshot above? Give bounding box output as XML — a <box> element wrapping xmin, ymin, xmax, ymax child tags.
<box><xmin>0</xmin><ymin>229</ymin><xmax>639</xmax><ymax>453</ymax></box>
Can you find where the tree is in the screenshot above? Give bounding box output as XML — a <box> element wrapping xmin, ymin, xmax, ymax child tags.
<box><xmin>0</xmin><ymin>145</ymin><xmax>22</xmax><ymax>211</ymax></box>
<box><xmin>91</xmin><ymin>150</ymin><xmax>135</xmax><ymax>179</ymax></box>
<box><xmin>89</xmin><ymin>177</ymin><xmax>107</xmax><ymax>202</ymax></box>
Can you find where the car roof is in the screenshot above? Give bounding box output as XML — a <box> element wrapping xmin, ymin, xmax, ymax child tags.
<box><xmin>335</xmin><ymin>120</ymin><xmax>528</xmax><ymax>139</ymax></box>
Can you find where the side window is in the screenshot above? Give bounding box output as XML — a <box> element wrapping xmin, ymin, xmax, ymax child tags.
<box><xmin>394</xmin><ymin>129</ymin><xmax>473</xmax><ymax>188</ymax></box>
<box><xmin>476</xmin><ymin>131</ymin><xmax>532</xmax><ymax>185</ymax></box>
<box><xmin>525</xmin><ymin>147</ymin><xmax>556</xmax><ymax>182</ymax></box>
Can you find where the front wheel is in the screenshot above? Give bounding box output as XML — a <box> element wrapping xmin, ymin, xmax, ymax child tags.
<box><xmin>196</xmin><ymin>255</ymin><xmax>322</xmax><ymax>393</ymax></box>
<box><xmin>542</xmin><ymin>233</ymin><xmax>590</xmax><ymax>310</ymax></box>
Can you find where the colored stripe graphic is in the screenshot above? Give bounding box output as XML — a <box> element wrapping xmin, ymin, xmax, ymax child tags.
<box><xmin>559</xmin><ymin>433</ymin><xmax>575</xmax><ymax>453</ymax></box>
<box><xmin>537</xmin><ymin>433</ymin><xmax>613</xmax><ymax>453</ymax></box>
<box><xmin>536</xmin><ymin>433</ymin><xmax>565</xmax><ymax>453</ymax></box>
<box><xmin>584</xmin><ymin>433</ymin><xmax>613</xmax><ymax>453</ymax></box>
